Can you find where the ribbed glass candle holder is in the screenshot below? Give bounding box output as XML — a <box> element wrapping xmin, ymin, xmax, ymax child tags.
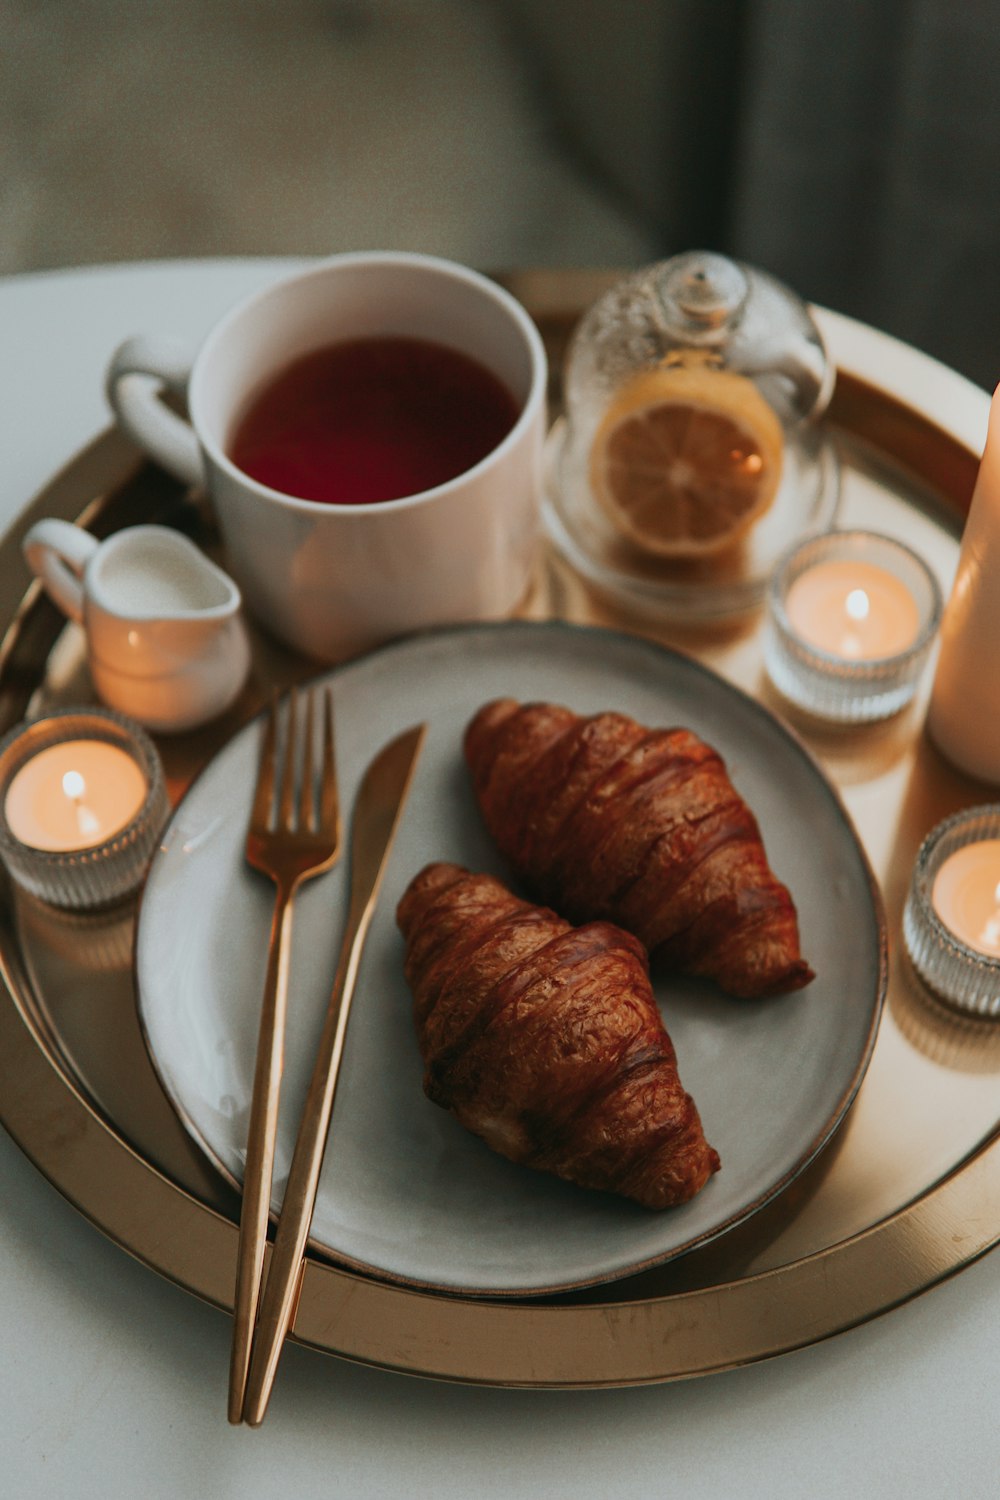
<box><xmin>764</xmin><ymin>530</ymin><xmax>942</xmax><ymax>723</ymax></box>
<box><xmin>903</xmin><ymin>806</ymin><xmax>1000</xmax><ymax>1018</ymax></box>
<box><xmin>0</xmin><ymin>706</ymin><xmax>169</xmax><ymax>909</ymax></box>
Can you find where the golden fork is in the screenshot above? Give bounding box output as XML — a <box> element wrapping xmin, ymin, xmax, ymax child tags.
<box><xmin>228</xmin><ymin>686</ymin><xmax>340</xmax><ymax>1425</ymax></box>
<box><xmin>241</xmin><ymin>720</ymin><xmax>426</xmax><ymax>1426</ymax></box>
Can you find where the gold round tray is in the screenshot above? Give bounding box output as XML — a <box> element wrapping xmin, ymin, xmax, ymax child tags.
<box><xmin>1</xmin><ymin>275</ymin><xmax>997</xmax><ymax>1387</ymax></box>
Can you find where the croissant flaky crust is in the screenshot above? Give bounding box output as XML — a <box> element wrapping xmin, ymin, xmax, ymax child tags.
<box><xmin>396</xmin><ymin>862</ymin><xmax>720</xmax><ymax>1210</ymax></box>
<box><xmin>464</xmin><ymin>699</ymin><xmax>813</xmax><ymax>1000</ymax></box>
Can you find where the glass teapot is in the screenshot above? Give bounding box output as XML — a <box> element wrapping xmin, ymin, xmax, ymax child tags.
<box><xmin>545</xmin><ymin>251</ymin><xmax>840</xmax><ymax>622</ymax></box>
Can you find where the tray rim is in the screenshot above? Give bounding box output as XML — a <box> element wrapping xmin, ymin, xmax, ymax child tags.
<box><xmin>1</xmin><ymin>299</ymin><xmax>997</xmax><ymax>1388</ymax></box>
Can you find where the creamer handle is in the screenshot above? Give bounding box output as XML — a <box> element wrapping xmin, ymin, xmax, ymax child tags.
<box><xmin>22</xmin><ymin>518</ymin><xmax>99</xmax><ymax>624</ymax></box>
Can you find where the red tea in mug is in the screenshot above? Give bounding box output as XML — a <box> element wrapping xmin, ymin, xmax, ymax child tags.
<box><xmin>229</xmin><ymin>336</ymin><xmax>520</xmax><ymax>506</ymax></box>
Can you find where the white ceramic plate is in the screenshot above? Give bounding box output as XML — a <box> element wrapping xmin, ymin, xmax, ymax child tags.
<box><xmin>135</xmin><ymin>621</ymin><xmax>885</xmax><ymax>1295</ymax></box>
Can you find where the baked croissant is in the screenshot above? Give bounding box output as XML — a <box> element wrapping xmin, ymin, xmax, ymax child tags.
<box><xmin>396</xmin><ymin>862</ymin><xmax>720</xmax><ymax>1210</ymax></box>
<box><xmin>464</xmin><ymin>699</ymin><xmax>813</xmax><ymax>1000</ymax></box>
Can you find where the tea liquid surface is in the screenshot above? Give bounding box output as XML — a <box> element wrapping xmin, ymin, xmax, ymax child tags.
<box><xmin>229</xmin><ymin>336</ymin><xmax>520</xmax><ymax>505</ymax></box>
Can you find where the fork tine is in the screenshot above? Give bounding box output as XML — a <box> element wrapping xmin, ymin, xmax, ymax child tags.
<box><xmin>278</xmin><ymin>687</ymin><xmax>298</xmax><ymax>831</ymax></box>
<box><xmin>319</xmin><ymin>689</ymin><xmax>339</xmax><ymax>837</ymax></box>
<box><xmin>301</xmin><ymin>688</ymin><xmax>317</xmax><ymax>833</ymax></box>
<box><xmin>250</xmin><ymin>697</ymin><xmax>279</xmax><ymax>830</ymax></box>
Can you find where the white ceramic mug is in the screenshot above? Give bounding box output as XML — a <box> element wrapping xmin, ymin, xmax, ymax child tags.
<box><xmin>23</xmin><ymin>519</ymin><xmax>252</xmax><ymax>733</ymax></box>
<box><xmin>105</xmin><ymin>253</ymin><xmax>548</xmax><ymax>661</ymax></box>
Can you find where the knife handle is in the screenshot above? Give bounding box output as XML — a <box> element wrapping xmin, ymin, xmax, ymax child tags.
<box><xmin>240</xmin><ymin>899</ymin><xmax>371</xmax><ymax>1425</ymax></box>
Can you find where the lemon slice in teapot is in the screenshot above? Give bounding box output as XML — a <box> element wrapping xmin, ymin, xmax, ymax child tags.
<box><xmin>588</xmin><ymin>354</ymin><xmax>784</xmax><ymax>559</ymax></box>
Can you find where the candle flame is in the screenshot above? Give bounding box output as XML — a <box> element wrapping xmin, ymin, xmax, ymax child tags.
<box><xmin>61</xmin><ymin>768</ymin><xmax>101</xmax><ymax>838</ymax></box>
<box><xmin>845</xmin><ymin>588</ymin><xmax>871</xmax><ymax>622</ymax></box>
<box><xmin>62</xmin><ymin>770</ymin><xmax>85</xmax><ymax>801</ymax></box>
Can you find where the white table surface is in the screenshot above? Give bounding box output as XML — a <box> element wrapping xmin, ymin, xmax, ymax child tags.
<box><xmin>2</xmin><ymin>258</ymin><xmax>998</xmax><ymax>1499</ymax></box>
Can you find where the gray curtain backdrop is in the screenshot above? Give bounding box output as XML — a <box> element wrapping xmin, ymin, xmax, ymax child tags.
<box><xmin>731</xmin><ymin>0</ymin><xmax>998</xmax><ymax>389</ymax></box>
<box><xmin>507</xmin><ymin>0</ymin><xmax>999</xmax><ymax>390</ymax></box>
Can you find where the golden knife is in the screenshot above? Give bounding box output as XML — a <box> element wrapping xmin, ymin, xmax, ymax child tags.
<box><xmin>240</xmin><ymin>721</ymin><xmax>426</xmax><ymax>1425</ymax></box>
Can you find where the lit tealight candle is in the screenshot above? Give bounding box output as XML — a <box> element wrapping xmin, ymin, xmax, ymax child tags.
<box><xmin>904</xmin><ymin>806</ymin><xmax>1000</xmax><ymax>1017</ymax></box>
<box><xmin>0</xmin><ymin>708</ymin><xmax>168</xmax><ymax>909</ymax></box>
<box><xmin>765</xmin><ymin>531</ymin><xmax>942</xmax><ymax>722</ymax></box>
<box><xmin>4</xmin><ymin>739</ymin><xmax>148</xmax><ymax>852</ymax></box>
<box><xmin>931</xmin><ymin>840</ymin><xmax>1000</xmax><ymax>957</ymax></box>
<box><xmin>785</xmin><ymin>559</ymin><xmax>921</xmax><ymax>660</ymax></box>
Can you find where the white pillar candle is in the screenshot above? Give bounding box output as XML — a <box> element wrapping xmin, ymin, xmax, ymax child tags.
<box><xmin>927</xmin><ymin>387</ymin><xmax>1000</xmax><ymax>783</ymax></box>
<box><xmin>931</xmin><ymin>839</ymin><xmax>1000</xmax><ymax>957</ymax></box>
<box><xmin>4</xmin><ymin>739</ymin><xmax>148</xmax><ymax>852</ymax></box>
<box><xmin>785</xmin><ymin>558</ymin><xmax>921</xmax><ymax>660</ymax></box>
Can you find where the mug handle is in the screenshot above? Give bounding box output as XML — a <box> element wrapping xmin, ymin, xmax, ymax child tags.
<box><xmin>22</xmin><ymin>518</ymin><xmax>99</xmax><ymax>624</ymax></box>
<box><xmin>105</xmin><ymin>335</ymin><xmax>204</xmax><ymax>488</ymax></box>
